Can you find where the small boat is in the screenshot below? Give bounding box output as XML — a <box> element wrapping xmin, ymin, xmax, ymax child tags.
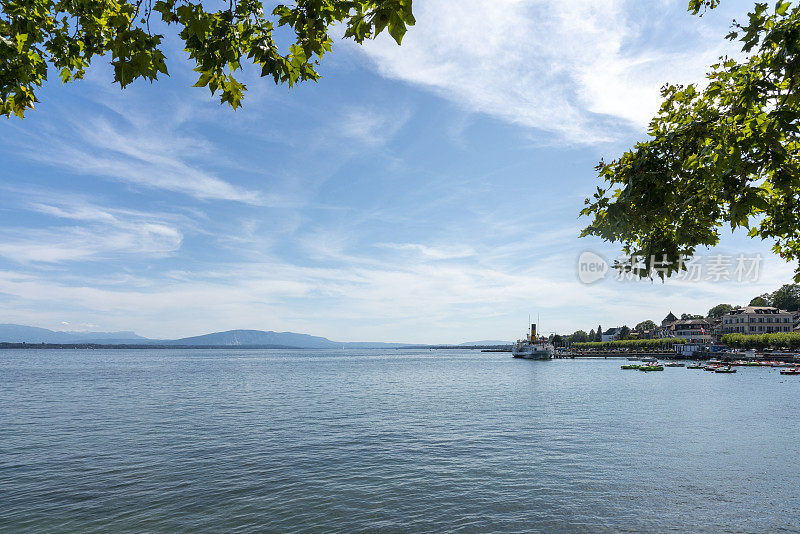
<box><xmin>626</xmin><ymin>357</ymin><xmax>640</xmax><ymax>361</ymax></box>
<box><xmin>641</xmin><ymin>357</ymin><xmax>658</xmax><ymax>363</ymax></box>
<box><xmin>745</xmin><ymin>361</ymin><xmax>760</xmax><ymax>366</ymax></box>
<box><xmin>621</xmin><ymin>364</ymin><xmax>640</xmax><ymax>370</ymax></box>
<box><xmin>703</xmin><ymin>365</ymin><xmax>720</xmax><ymax>371</ymax></box>
<box><xmin>780</xmin><ymin>367</ymin><xmax>800</xmax><ymax>375</ymax></box>
<box><xmin>664</xmin><ymin>362</ymin><xmax>685</xmax><ymax>367</ymax></box>
<box><xmin>687</xmin><ymin>363</ymin><xmax>703</xmax><ymax>369</ymax></box>
<box><xmin>715</xmin><ymin>366</ymin><xmax>736</xmax><ymax>373</ymax></box>
<box><xmin>639</xmin><ymin>364</ymin><xmax>664</xmax><ymax>372</ymax></box>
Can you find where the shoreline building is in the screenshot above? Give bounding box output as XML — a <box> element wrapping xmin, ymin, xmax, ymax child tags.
<box><xmin>657</xmin><ymin>312</ymin><xmax>678</xmax><ymax>338</ymax></box>
<box><xmin>671</xmin><ymin>318</ymin><xmax>713</xmax><ymax>344</ymax></box>
<box><xmin>721</xmin><ymin>306</ymin><xmax>793</xmax><ymax>335</ymax></box>
<box><xmin>601</xmin><ymin>327</ymin><xmax>622</xmax><ymax>342</ymax></box>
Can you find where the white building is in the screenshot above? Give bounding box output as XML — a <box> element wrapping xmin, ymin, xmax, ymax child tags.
<box><xmin>602</xmin><ymin>327</ymin><xmax>621</xmax><ymax>342</ymax></box>
<box><xmin>721</xmin><ymin>306</ymin><xmax>793</xmax><ymax>335</ymax></box>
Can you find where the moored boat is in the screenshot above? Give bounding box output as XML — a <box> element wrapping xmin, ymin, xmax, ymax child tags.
<box><xmin>687</xmin><ymin>362</ymin><xmax>703</xmax><ymax>369</ymax></box>
<box><xmin>621</xmin><ymin>364</ymin><xmax>640</xmax><ymax>370</ymax></box>
<box><xmin>780</xmin><ymin>367</ymin><xmax>800</xmax><ymax>375</ymax></box>
<box><xmin>512</xmin><ymin>323</ymin><xmax>554</xmax><ymax>360</ymax></box>
<box><xmin>638</xmin><ymin>364</ymin><xmax>664</xmax><ymax>372</ymax></box>
<box><xmin>715</xmin><ymin>366</ymin><xmax>736</xmax><ymax>373</ymax></box>
<box><xmin>664</xmin><ymin>362</ymin><xmax>685</xmax><ymax>367</ymax></box>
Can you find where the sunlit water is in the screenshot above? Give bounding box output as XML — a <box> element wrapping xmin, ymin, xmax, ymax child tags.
<box><xmin>2</xmin><ymin>349</ymin><xmax>799</xmax><ymax>533</ymax></box>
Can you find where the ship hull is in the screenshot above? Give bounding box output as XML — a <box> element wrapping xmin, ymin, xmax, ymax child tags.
<box><xmin>511</xmin><ymin>344</ymin><xmax>554</xmax><ymax>360</ymax></box>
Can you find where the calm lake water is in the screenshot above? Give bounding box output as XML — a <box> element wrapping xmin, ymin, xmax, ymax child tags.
<box><xmin>2</xmin><ymin>348</ymin><xmax>799</xmax><ymax>533</ymax></box>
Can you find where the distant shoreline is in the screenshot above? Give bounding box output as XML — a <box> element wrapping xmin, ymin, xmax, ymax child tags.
<box><xmin>0</xmin><ymin>343</ymin><xmax>511</xmax><ymax>350</ymax></box>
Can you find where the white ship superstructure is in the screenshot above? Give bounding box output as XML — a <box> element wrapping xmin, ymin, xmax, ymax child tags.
<box><xmin>511</xmin><ymin>323</ymin><xmax>554</xmax><ymax>360</ymax></box>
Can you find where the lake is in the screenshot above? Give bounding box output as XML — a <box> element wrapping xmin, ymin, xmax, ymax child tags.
<box><xmin>2</xmin><ymin>349</ymin><xmax>799</xmax><ymax>532</ymax></box>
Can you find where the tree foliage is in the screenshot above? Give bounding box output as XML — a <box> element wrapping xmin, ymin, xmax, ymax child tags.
<box><xmin>582</xmin><ymin>0</ymin><xmax>800</xmax><ymax>281</ymax></box>
<box><xmin>707</xmin><ymin>303</ymin><xmax>734</xmax><ymax>318</ymax></box>
<box><xmin>749</xmin><ymin>295</ymin><xmax>771</xmax><ymax>306</ymax></box>
<box><xmin>634</xmin><ymin>319</ymin><xmax>657</xmax><ymax>331</ymax></box>
<box><xmin>680</xmin><ymin>313</ymin><xmax>704</xmax><ymax>320</ymax></box>
<box><xmin>569</xmin><ymin>330</ymin><xmax>589</xmax><ymax>343</ymax></box>
<box><xmin>0</xmin><ymin>0</ymin><xmax>414</xmax><ymax>117</ymax></box>
<box><xmin>722</xmin><ymin>331</ymin><xmax>800</xmax><ymax>348</ymax></box>
<box><xmin>574</xmin><ymin>337</ymin><xmax>687</xmax><ymax>350</ymax></box>
<box><xmin>771</xmin><ymin>283</ymin><xmax>800</xmax><ymax>310</ymax></box>
<box><xmin>618</xmin><ymin>325</ymin><xmax>631</xmax><ymax>340</ymax></box>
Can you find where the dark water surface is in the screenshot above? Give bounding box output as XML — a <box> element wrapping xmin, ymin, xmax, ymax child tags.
<box><xmin>2</xmin><ymin>349</ymin><xmax>799</xmax><ymax>533</ymax></box>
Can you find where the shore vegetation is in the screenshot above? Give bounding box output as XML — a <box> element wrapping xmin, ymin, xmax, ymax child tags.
<box><xmin>722</xmin><ymin>331</ymin><xmax>800</xmax><ymax>349</ymax></box>
<box><xmin>573</xmin><ymin>338</ymin><xmax>687</xmax><ymax>350</ymax></box>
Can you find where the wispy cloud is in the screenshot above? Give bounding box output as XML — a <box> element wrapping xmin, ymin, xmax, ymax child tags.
<box><xmin>0</xmin><ymin>195</ymin><xmax>184</xmax><ymax>264</ymax></box>
<box><xmin>17</xmin><ymin>113</ymin><xmax>263</xmax><ymax>204</ymax></box>
<box><xmin>355</xmin><ymin>0</ymin><xmax>742</xmax><ymax>143</ymax></box>
<box><xmin>337</xmin><ymin>106</ymin><xmax>412</xmax><ymax>146</ymax></box>
<box><xmin>377</xmin><ymin>242</ymin><xmax>476</xmax><ymax>260</ymax></box>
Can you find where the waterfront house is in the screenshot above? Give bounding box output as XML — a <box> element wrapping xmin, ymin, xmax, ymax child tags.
<box><xmin>721</xmin><ymin>306</ymin><xmax>793</xmax><ymax>335</ymax></box>
<box><xmin>601</xmin><ymin>327</ymin><xmax>621</xmax><ymax>342</ymax></box>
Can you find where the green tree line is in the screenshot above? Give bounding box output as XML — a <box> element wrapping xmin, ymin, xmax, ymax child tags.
<box><xmin>722</xmin><ymin>331</ymin><xmax>800</xmax><ymax>349</ymax></box>
<box><xmin>573</xmin><ymin>338</ymin><xmax>687</xmax><ymax>350</ymax></box>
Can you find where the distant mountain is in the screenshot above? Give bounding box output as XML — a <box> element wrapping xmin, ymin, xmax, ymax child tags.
<box><xmin>459</xmin><ymin>340</ymin><xmax>511</xmax><ymax>346</ymax></box>
<box><xmin>0</xmin><ymin>324</ymin><xmax>437</xmax><ymax>349</ymax></box>
<box><xmin>169</xmin><ymin>329</ymin><xmax>338</xmax><ymax>348</ymax></box>
<box><xmin>168</xmin><ymin>329</ymin><xmax>415</xmax><ymax>349</ymax></box>
<box><xmin>0</xmin><ymin>324</ymin><xmax>149</xmax><ymax>344</ymax></box>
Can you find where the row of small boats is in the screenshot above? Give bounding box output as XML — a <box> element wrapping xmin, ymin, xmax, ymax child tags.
<box><xmin>692</xmin><ymin>363</ymin><xmax>736</xmax><ymax>373</ymax></box>
<box><xmin>719</xmin><ymin>360</ymin><xmax>793</xmax><ymax>368</ymax></box>
<box><xmin>622</xmin><ymin>362</ymin><xmax>800</xmax><ymax>375</ymax></box>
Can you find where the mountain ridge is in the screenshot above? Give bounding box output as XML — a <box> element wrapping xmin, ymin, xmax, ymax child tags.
<box><xmin>0</xmin><ymin>324</ymin><xmax>508</xmax><ymax>348</ymax></box>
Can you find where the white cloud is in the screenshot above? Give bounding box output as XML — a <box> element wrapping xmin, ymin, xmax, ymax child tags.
<box><xmin>355</xmin><ymin>0</ymin><xmax>744</xmax><ymax>143</ymax></box>
<box><xmin>0</xmin><ymin>223</ymin><xmax>791</xmax><ymax>342</ymax></box>
<box><xmin>337</xmin><ymin>106</ymin><xmax>412</xmax><ymax>146</ymax></box>
<box><xmin>377</xmin><ymin>242</ymin><xmax>476</xmax><ymax>260</ymax></box>
<box><xmin>19</xmin><ymin>115</ymin><xmax>263</xmax><ymax>204</ymax></box>
<box><xmin>0</xmin><ymin>196</ymin><xmax>184</xmax><ymax>264</ymax></box>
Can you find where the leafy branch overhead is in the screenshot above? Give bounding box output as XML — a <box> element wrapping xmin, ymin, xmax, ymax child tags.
<box><xmin>582</xmin><ymin>0</ymin><xmax>800</xmax><ymax>281</ymax></box>
<box><xmin>0</xmin><ymin>0</ymin><xmax>414</xmax><ymax>117</ymax></box>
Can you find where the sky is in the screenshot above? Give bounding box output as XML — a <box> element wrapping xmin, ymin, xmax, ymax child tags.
<box><xmin>0</xmin><ymin>0</ymin><xmax>796</xmax><ymax>343</ymax></box>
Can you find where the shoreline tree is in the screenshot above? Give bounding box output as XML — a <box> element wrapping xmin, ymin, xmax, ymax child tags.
<box><xmin>0</xmin><ymin>0</ymin><xmax>414</xmax><ymax>117</ymax></box>
<box><xmin>635</xmin><ymin>320</ymin><xmax>657</xmax><ymax>331</ymax></box>
<box><xmin>582</xmin><ymin>0</ymin><xmax>800</xmax><ymax>281</ymax></box>
<box><xmin>707</xmin><ymin>303</ymin><xmax>734</xmax><ymax>318</ymax></box>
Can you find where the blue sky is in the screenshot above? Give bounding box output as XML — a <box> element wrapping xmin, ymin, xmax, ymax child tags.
<box><xmin>0</xmin><ymin>0</ymin><xmax>795</xmax><ymax>343</ymax></box>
